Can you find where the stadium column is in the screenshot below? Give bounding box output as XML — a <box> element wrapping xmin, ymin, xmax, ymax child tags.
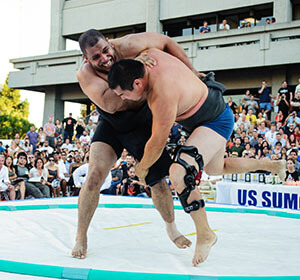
<box><xmin>146</xmin><ymin>0</ymin><xmax>162</xmax><ymax>33</ymax></box>
<box><xmin>274</xmin><ymin>0</ymin><xmax>292</xmax><ymax>24</ymax></box>
<box><xmin>43</xmin><ymin>86</ymin><xmax>64</xmax><ymax>125</ymax></box>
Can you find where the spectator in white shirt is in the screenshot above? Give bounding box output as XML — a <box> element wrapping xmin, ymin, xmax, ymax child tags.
<box><xmin>0</xmin><ymin>154</ymin><xmax>15</xmax><ymax>200</ymax></box>
<box><xmin>61</xmin><ymin>138</ymin><xmax>74</xmax><ymax>152</ymax></box>
<box><xmin>219</xmin><ymin>19</ymin><xmax>230</xmax><ymax>31</ymax></box>
<box><xmin>265</xmin><ymin>123</ymin><xmax>278</xmax><ymax>146</ymax></box>
<box><xmin>39</xmin><ymin>140</ymin><xmax>54</xmax><ymax>155</ymax></box>
<box><xmin>79</xmin><ymin>130</ymin><xmax>91</xmax><ymax>145</ymax></box>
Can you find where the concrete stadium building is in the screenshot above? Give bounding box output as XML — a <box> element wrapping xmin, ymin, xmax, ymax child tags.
<box><xmin>8</xmin><ymin>0</ymin><xmax>300</xmax><ymax>124</ymax></box>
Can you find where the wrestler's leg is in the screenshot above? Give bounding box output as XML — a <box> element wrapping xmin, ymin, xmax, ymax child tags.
<box><xmin>151</xmin><ymin>179</ymin><xmax>192</xmax><ymax>248</ymax></box>
<box><xmin>169</xmin><ymin>126</ymin><xmax>224</xmax><ymax>266</ymax></box>
<box><xmin>72</xmin><ymin>142</ymin><xmax>117</xmax><ymax>259</ymax></box>
<box><xmin>204</xmin><ymin>145</ymin><xmax>285</xmax><ymax>181</ymax></box>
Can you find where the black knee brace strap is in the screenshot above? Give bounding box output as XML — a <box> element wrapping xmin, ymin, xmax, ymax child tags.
<box><xmin>173</xmin><ymin>145</ymin><xmax>205</xmax><ymax>213</ymax></box>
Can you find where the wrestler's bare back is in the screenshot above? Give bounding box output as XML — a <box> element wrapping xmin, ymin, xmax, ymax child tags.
<box><xmin>140</xmin><ymin>48</ymin><xmax>208</xmax><ymax>120</ymax></box>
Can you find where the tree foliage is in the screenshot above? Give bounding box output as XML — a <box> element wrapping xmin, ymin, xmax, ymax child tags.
<box><xmin>0</xmin><ymin>76</ymin><xmax>33</xmax><ymax>139</ymax></box>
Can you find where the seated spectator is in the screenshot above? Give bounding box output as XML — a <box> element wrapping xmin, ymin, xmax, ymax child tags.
<box><xmin>0</xmin><ymin>154</ymin><xmax>16</xmax><ymax>200</ymax></box>
<box><xmin>199</xmin><ymin>21</ymin><xmax>211</xmax><ymax>34</ymax></box>
<box><xmin>61</xmin><ymin>138</ymin><xmax>74</xmax><ymax>152</ymax></box>
<box><xmin>178</xmin><ymin>135</ymin><xmax>186</xmax><ymax>145</ymax></box>
<box><xmin>265</xmin><ymin>123</ymin><xmax>277</xmax><ymax>146</ymax></box>
<box><xmin>260</xmin><ymin>145</ymin><xmax>271</xmax><ymax>159</ymax></box>
<box><xmin>227</xmin><ymin>97</ymin><xmax>238</xmax><ymax>113</ymax></box>
<box><xmin>121</xmin><ymin>154</ymin><xmax>136</xmax><ymax>181</ymax></box>
<box><xmin>219</xmin><ymin>19</ymin><xmax>230</xmax><ymax>31</ymax></box>
<box><xmin>281</xmin><ymin>147</ymin><xmax>288</xmax><ymax>160</ymax></box>
<box><xmin>278</xmin><ymin>128</ymin><xmax>288</xmax><ymax>143</ymax></box>
<box><xmin>257</xmin><ymin>140</ymin><xmax>270</xmax><ymax>158</ymax></box>
<box><xmin>229</xmin><ymin>137</ymin><xmax>244</xmax><ymax>157</ymax></box>
<box><xmin>246</xmin><ymin>109</ymin><xmax>257</xmax><ymax>125</ymax></box>
<box><xmin>79</xmin><ymin>130</ymin><xmax>91</xmax><ymax>145</ymax></box>
<box><xmin>241</xmin><ymin>90</ymin><xmax>251</xmax><ymax>109</ymax></box>
<box><xmin>169</xmin><ymin>122</ymin><xmax>182</xmax><ymax>144</ymax></box>
<box><xmin>287</xmin><ymin>133</ymin><xmax>299</xmax><ymax>150</ymax></box>
<box><xmin>245</xmin><ymin>95</ymin><xmax>259</xmax><ymax>115</ymax></box>
<box><xmin>14</xmin><ymin>152</ymin><xmax>43</xmax><ymax>199</ymax></box>
<box><xmin>285</xmin><ymin>159</ymin><xmax>299</xmax><ymax>182</ymax></box>
<box><xmin>285</xmin><ymin>123</ymin><xmax>295</xmax><ymax>138</ymax></box>
<box><xmin>120</xmin><ymin>166</ymin><xmax>150</xmax><ymax>197</ymax></box>
<box><xmin>257</xmin><ymin>121</ymin><xmax>269</xmax><ymax>138</ymax></box>
<box><xmin>39</xmin><ymin>140</ymin><xmax>54</xmax><ymax>155</ymax></box>
<box><xmin>272</xmin><ymin>132</ymin><xmax>286</xmax><ymax>148</ymax></box>
<box><xmin>236</xmin><ymin>112</ymin><xmax>250</xmax><ymax>130</ymax></box>
<box><xmin>46</xmin><ymin>155</ymin><xmax>61</xmax><ymax>197</ymax></box>
<box><xmin>55</xmin><ymin>137</ymin><xmax>63</xmax><ymax>149</ymax></box>
<box><xmin>287</xmin><ymin>149</ymin><xmax>300</xmax><ymax>174</ymax></box>
<box><xmin>242</xmin><ymin>143</ymin><xmax>252</xmax><ymax>157</ymax></box>
<box><xmin>294</xmin><ymin>126</ymin><xmax>300</xmax><ymax>143</ymax></box>
<box><xmin>73</xmin><ymin>161</ymin><xmax>111</xmax><ymax>196</ymax></box>
<box><xmin>250</xmin><ymin>130</ymin><xmax>259</xmax><ymax>146</ymax></box>
<box><xmin>5</xmin><ymin>156</ymin><xmax>25</xmax><ymax>200</ymax></box>
<box><xmin>271</xmin><ymin>141</ymin><xmax>283</xmax><ymax>158</ymax></box>
<box><xmin>256</xmin><ymin>112</ymin><xmax>266</xmax><ymax>126</ymax></box>
<box><xmin>52</xmin><ymin>151</ymin><xmax>69</xmax><ymax>196</ymax></box>
<box><xmin>254</xmin><ymin>135</ymin><xmax>264</xmax><ymax>154</ymax></box>
<box><xmin>29</xmin><ymin>158</ymin><xmax>50</xmax><ymax>198</ymax></box>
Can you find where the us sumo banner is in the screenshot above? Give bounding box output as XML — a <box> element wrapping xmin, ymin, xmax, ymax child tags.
<box><xmin>216</xmin><ymin>182</ymin><xmax>300</xmax><ymax>210</ymax></box>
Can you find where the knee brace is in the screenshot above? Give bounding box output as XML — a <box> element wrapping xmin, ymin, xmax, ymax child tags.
<box><xmin>173</xmin><ymin>145</ymin><xmax>205</xmax><ymax>213</ymax></box>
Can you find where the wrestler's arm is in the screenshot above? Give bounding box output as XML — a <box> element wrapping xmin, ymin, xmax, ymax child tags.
<box><xmin>139</xmin><ymin>88</ymin><xmax>178</xmax><ymax>171</ymax></box>
<box><xmin>117</xmin><ymin>33</ymin><xmax>198</xmax><ymax>75</ymax></box>
<box><xmin>77</xmin><ymin>62</ymin><xmax>129</xmax><ymax>113</ymax></box>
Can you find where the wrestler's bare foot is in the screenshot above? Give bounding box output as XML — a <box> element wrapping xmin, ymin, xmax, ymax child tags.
<box><xmin>72</xmin><ymin>237</ymin><xmax>87</xmax><ymax>259</ymax></box>
<box><xmin>166</xmin><ymin>221</ymin><xmax>192</xmax><ymax>249</ymax></box>
<box><xmin>271</xmin><ymin>159</ymin><xmax>286</xmax><ymax>182</ymax></box>
<box><xmin>192</xmin><ymin>231</ymin><xmax>217</xmax><ymax>266</ymax></box>
<box><xmin>173</xmin><ymin>235</ymin><xmax>192</xmax><ymax>249</ymax></box>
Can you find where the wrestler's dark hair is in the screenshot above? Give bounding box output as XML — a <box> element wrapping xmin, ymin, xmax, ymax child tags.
<box><xmin>79</xmin><ymin>29</ymin><xmax>106</xmax><ymax>56</ymax></box>
<box><xmin>108</xmin><ymin>59</ymin><xmax>145</xmax><ymax>91</ymax></box>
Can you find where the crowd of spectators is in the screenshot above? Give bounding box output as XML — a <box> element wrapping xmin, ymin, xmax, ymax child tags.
<box><xmin>1</xmin><ymin>77</ymin><xmax>300</xmax><ymax>200</ymax></box>
<box><xmin>0</xmin><ymin>110</ymin><xmax>151</xmax><ymax>200</ymax></box>
<box><xmin>224</xmin><ymin>78</ymin><xmax>300</xmax><ymax>183</ymax></box>
<box><xmin>198</xmin><ymin>17</ymin><xmax>276</xmax><ymax>34</ymax></box>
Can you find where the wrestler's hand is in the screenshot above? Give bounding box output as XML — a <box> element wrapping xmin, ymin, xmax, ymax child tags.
<box><xmin>134</xmin><ymin>163</ymin><xmax>149</xmax><ymax>184</ymax></box>
<box><xmin>135</xmin><ymin>54</ymin><xmax>157</xmax><ymax>68</ymax></box>
<box><xmin>197</xmin><ymin>72</ymin><xmax>207</xmax><ymax>79</ymax></box>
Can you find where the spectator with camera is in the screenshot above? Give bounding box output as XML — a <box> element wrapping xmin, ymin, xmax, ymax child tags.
<box><xmin>276</xmin><ymin>81</ymin><xmax>293</xmax><ymax>120</ymax></box>
<box><xmin>120</xmin><ymin>166</ymin><xmax>150</xmax><ymax>197</ymax></box>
